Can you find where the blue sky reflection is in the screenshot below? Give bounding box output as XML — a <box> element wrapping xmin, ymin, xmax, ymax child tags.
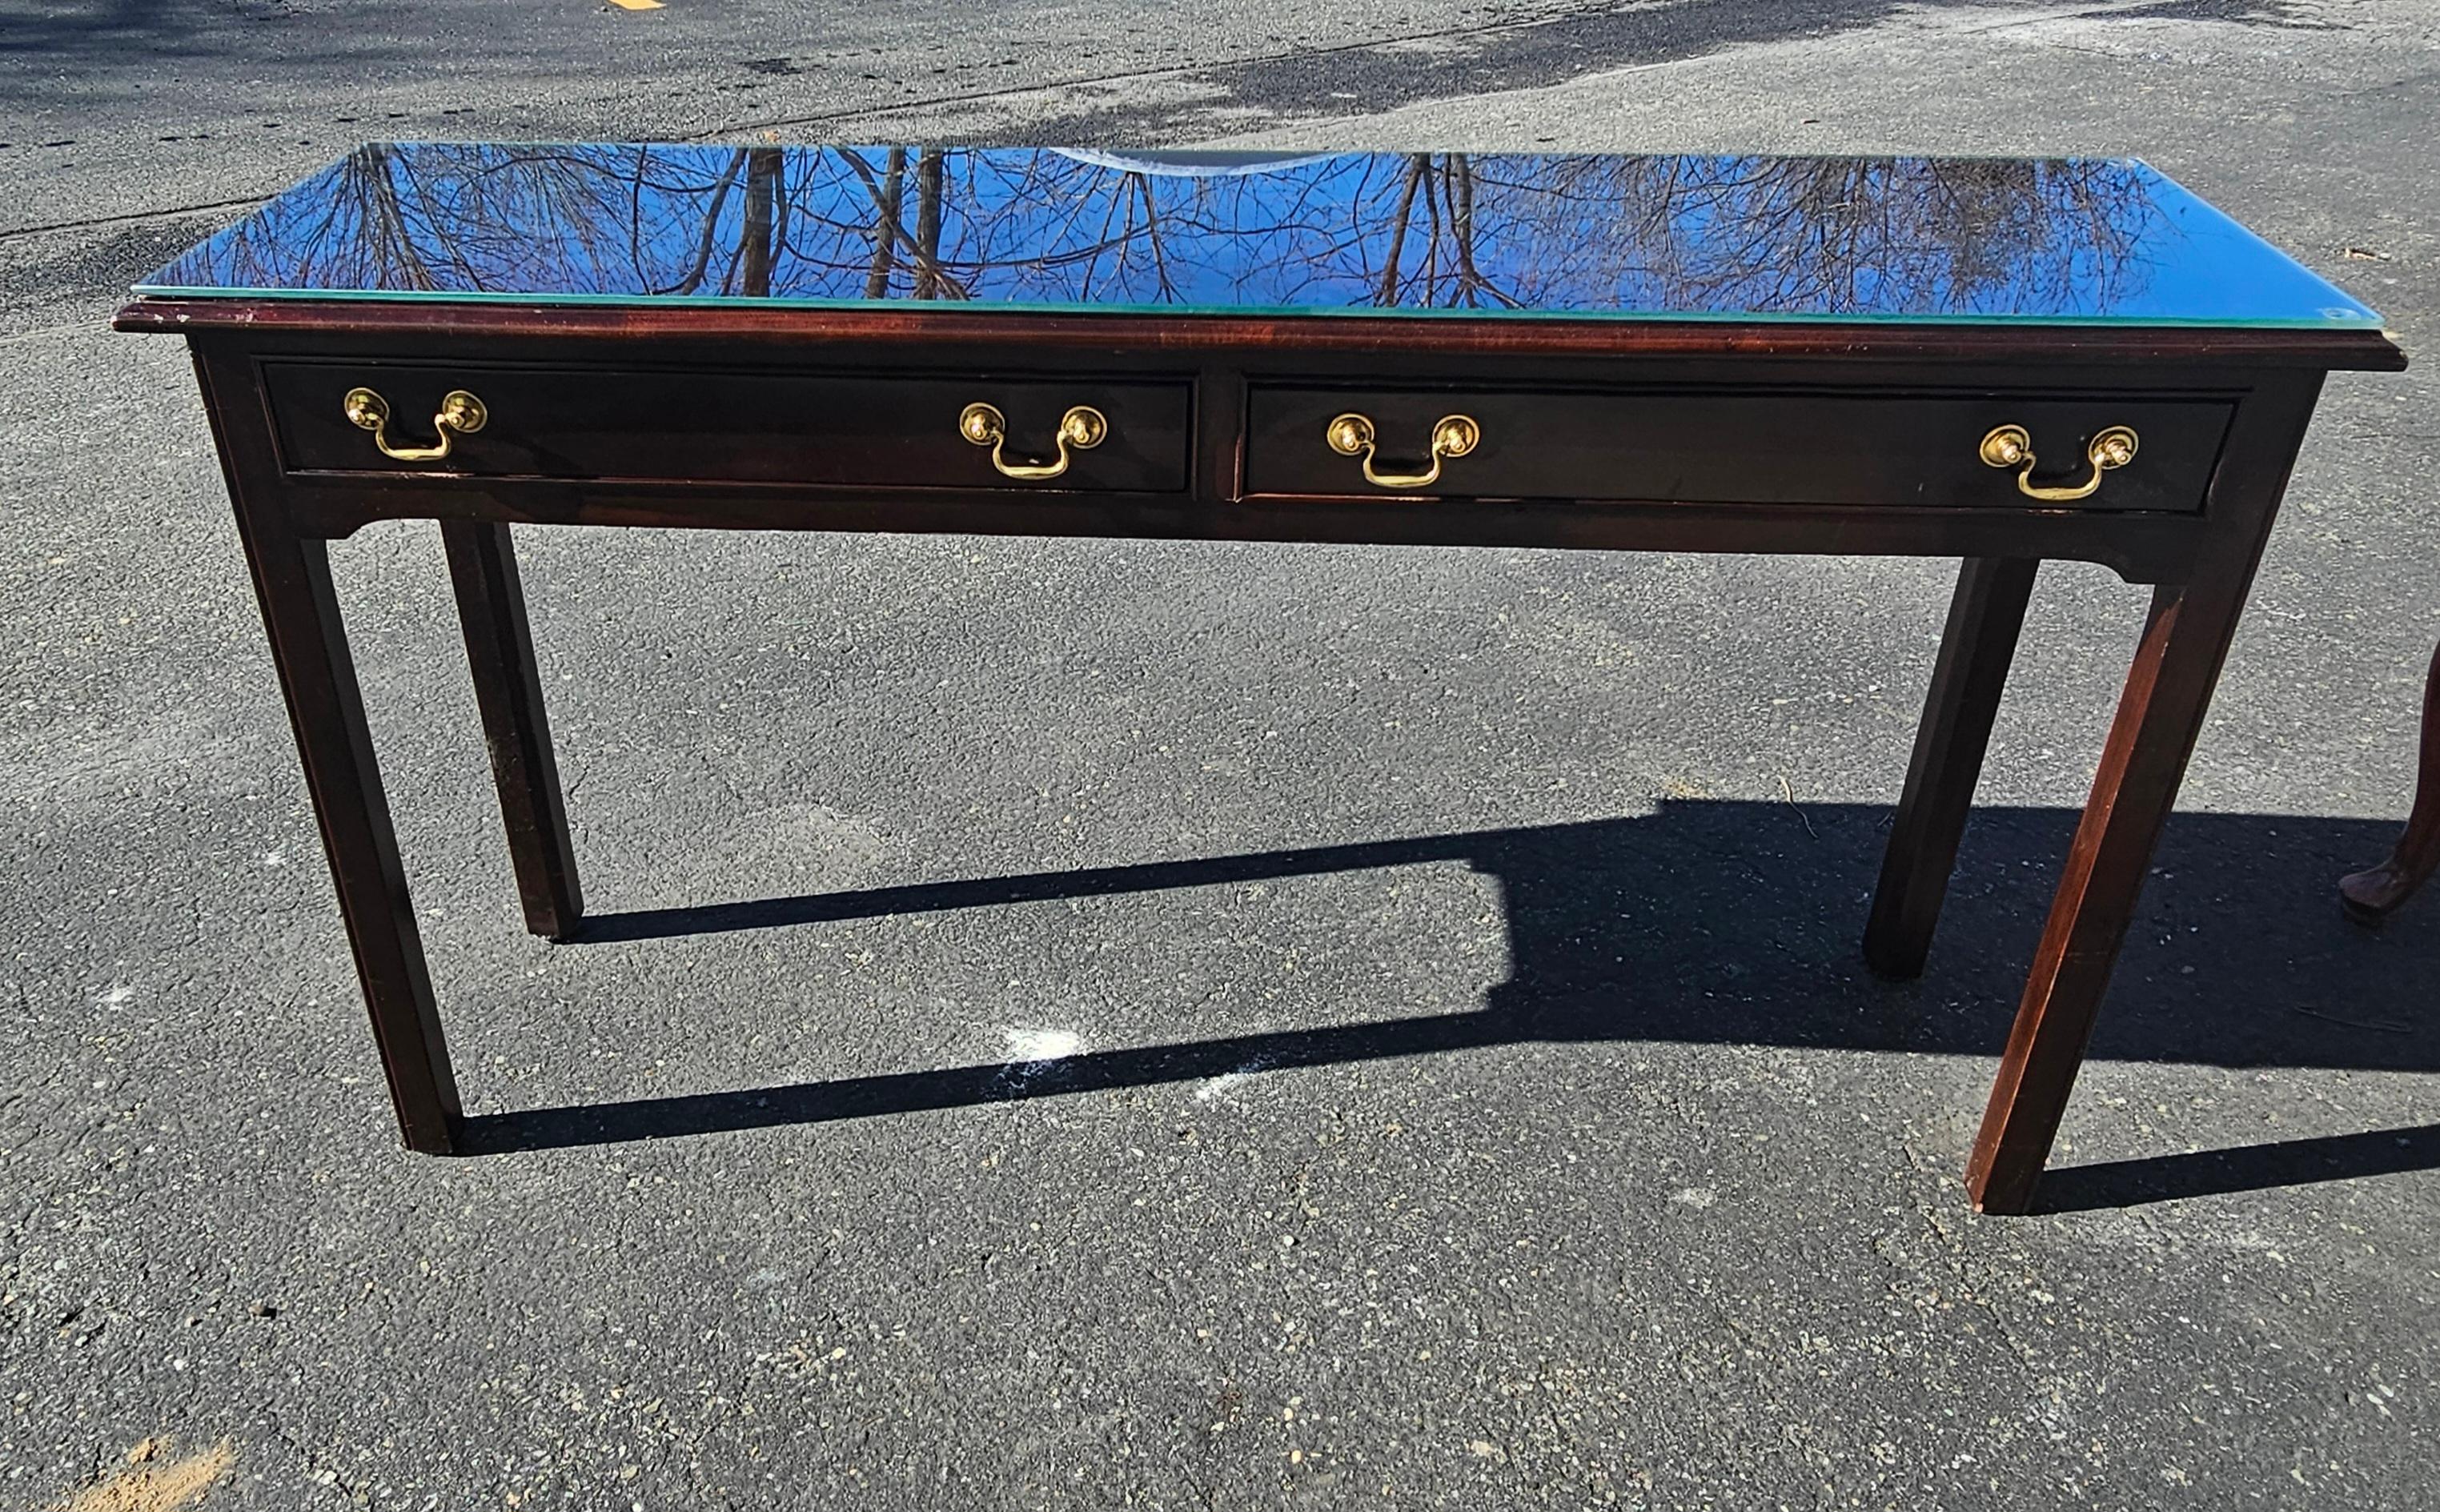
<box><xmin>135</xmin><ymin>143</ymin><xmax>2382</xmax><ymax>327</ymax></box>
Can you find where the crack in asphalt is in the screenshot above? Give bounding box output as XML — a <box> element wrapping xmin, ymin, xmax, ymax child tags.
<box><xmin>0</xmin><ymin>195</ymin><xmax>268</xmax><ymax>243</ymax></box>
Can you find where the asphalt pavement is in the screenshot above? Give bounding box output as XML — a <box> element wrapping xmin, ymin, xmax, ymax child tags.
<box><xmin>2</xmin><ymin>1</ymin><xmax>2436</xmax><ymax>1507</ymax></box>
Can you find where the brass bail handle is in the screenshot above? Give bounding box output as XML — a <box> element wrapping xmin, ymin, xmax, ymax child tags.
<box><xmin>1979</xmin><ymin>423</ymin><xmax>2138</xmax><ymax>503</ymax></box>
<box><xmin>959</xmin><ymin>402</ymin><xmax>1108</xmax><ymax>481</ymax></box>
<box><xmin>1326</xmin><ymin>411</ymin><xmax>1480</xmax><ymax>491</ymax></box>
<box><xmin>343</xmin><ymin>387</ymin><xmax>488</xmax><ymax>463</ymax></box>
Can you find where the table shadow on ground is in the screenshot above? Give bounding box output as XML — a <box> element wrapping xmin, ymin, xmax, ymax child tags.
<box><xmin>459</xmin><ymin>800</ymin><xmax>2438</xmax><ymax>1211</ymax></box>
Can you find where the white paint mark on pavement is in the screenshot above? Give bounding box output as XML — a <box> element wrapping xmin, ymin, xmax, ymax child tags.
<box><xmin>1001</xmin><ymin>1026</ymin><xmax>1082</xmax><ymax>1065</ymax></box>
<box><xmin>1195</xmin><ymin>1059</ymin><xmax>1272</xmax><ymax>1102</ymax></box>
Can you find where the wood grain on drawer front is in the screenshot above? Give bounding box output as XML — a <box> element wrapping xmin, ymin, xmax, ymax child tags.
<box><xmin>1243</xmin><ymin>387</ymin><xmax>2233</xmax><ymax>512</ymax></box>
<box><xmin>264</xmin><ymin>361</ymin><xmax>1194</xmax><ymax>492</ymax></box>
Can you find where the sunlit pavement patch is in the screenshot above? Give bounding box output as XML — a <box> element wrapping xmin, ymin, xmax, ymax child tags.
<box><xmin>51</xmin><ymin>1438</ymin><xmax>234</xmax><ymax>1512</ymax></box>
<box><xmin>994</xmin><ymin>1025</ymin><xmax>1085</xmax><ymax>1089</ymax></box>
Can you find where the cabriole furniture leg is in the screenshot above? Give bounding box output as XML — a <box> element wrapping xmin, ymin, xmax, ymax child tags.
<box><xmin>2339</xmin><ymin>640</ymin><xmax>2440</xmax><ymax>921</ymax></box>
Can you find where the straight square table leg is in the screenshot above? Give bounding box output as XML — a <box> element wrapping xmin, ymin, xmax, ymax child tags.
<box><xmin>1967</xmin><ymin>577</ymin><xmax>2263</xmax><ymax>1212</ymax></box>
<box><xmin>195</xmin><ymin>344</ymin><xmax>460</xmax><ymax>1153</ymax></box>
<box><xmin>1864</xmin><ymin>557</ymin><xmax>2039</xmax><ymax>980</ymax></box>
<box><xmin>442</xmin><ymin>521</ymin><xmax>584</xmax><ymax>940</ymax></box>
<box><xmin>232</xmin><ymin>515</ymin><xmax>463</xmax><ymax>1153</ymax></box>
<box><xmin>1963</xmin><ymin>375</ymin><xmax>2322</xmax><ymax>1214</ymax></box>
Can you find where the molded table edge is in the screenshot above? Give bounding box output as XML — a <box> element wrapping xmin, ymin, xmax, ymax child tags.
<box><xmin>111</xmin><ymin>299</ymin><xmax>2409</xmax><ymax>371</ymax></box>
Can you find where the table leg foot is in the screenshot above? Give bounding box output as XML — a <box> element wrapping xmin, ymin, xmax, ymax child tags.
<box><xmin>443</xmin><ymin>520</ymin><xmax>584</xmax><ymax>940</ymax></box>
<box><xmin>1864</xmin><ymin>557</ymin><xmax>2038</xmax><ymax>981</ymax></box>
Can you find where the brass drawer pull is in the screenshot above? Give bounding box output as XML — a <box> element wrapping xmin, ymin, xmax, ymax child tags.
<box><xmin>1326</xmin><ymin>411</ymin><xmax>1479</xmax><ymax>491</ymax></box>
<box><xmin>343</xmin><ymin>387</ymin><xmax>487</xmax><ymax>463</ymax></box>
<box><xmin>959</xmin><ymin>402</ymin><xmax>1106</xmax><ymax>481</ymax></box>
<box><xmin>1979</xmin><ymin>423</ymin><xmax>2138</xmax><ymax>502</ymax></box>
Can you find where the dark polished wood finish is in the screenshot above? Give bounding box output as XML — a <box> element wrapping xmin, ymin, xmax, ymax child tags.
<box><xmin>2340</xmin><ymin>640</ymin><xmax>2440</xmax><ymax>922</ymax></box>
<box><xmin>443</xmin><ymin>521</ymin><xmax>584</xmax><ymax>941</ymax></box>
<box><xmin>270</xmin><ymin>361</ymin><xmax>1195</xmax><ymax>492</ymax></box>
<box><xmin>129</xmin><ymin>295</ymin><xmax>2402</xmax><ymax>1210</ymax></box>
<box><xmin>1245</xmin><ymin>388</ymin><xmax>2230</xmax><ymax>511</ymax></box>
<box><xmin>114</xmin><ymin>299</ymin><xmax>2409</xmax><ymax>371</ymax></box>
<box><xmin>191</xmin><ymin>344</ymin><xmax>462</xmax><ymax>1153</ymax></box>
<box><xmin>1965</xmin><ymin>374</ymin><xmax>2322</xmax><ymax>1213</ymax></box>
<box><xmin>1865</xmin><ymin>556</ymin><xmax>2040</xmax><ymax>981</ymax></box>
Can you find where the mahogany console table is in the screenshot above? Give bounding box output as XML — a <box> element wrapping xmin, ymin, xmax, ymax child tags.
<box><xmin>117</xmin><ymin>144</ymin><xmax>2404</xmax><ymax>1213</ymax></box>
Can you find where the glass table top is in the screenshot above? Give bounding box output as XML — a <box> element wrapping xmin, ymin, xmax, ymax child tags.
<box><xmin>132</xmin><ymin>143</ymin><xmax>2383</xmax><ymax>328</ymax></box>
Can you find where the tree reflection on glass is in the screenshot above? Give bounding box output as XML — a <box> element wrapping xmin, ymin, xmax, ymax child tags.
<box><xmin>138</xmin><ymin>142</ymin><xmax>2370</xmax><ymax>326</ymax></box>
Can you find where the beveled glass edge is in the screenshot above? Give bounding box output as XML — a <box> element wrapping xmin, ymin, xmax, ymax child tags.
<box><xmin>2113</xmin><ymin>159</ymin><xmax>2389</xmax><ymax>327</ymax></box>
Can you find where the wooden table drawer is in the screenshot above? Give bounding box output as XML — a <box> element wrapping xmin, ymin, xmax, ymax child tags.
<box><xmin>264</xmin><ymin>362</ymin><xmax>1194</xmax><ymax>492</ymax></box>
<box><xmin>1243</xmin><ymin>387</ymin><xmax>2233</xmax><ymax>512</ymax></box>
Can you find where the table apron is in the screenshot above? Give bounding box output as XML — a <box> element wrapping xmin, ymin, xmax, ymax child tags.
<box><xmin>201</xmin><ymin>336</ymin><xmax>2326</xmax><ymax>586</ymax></box>
<box><xmin>267</xmin><ymin>475</ymin><xmax>2215</xmax><ymax>582</ymax></box>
